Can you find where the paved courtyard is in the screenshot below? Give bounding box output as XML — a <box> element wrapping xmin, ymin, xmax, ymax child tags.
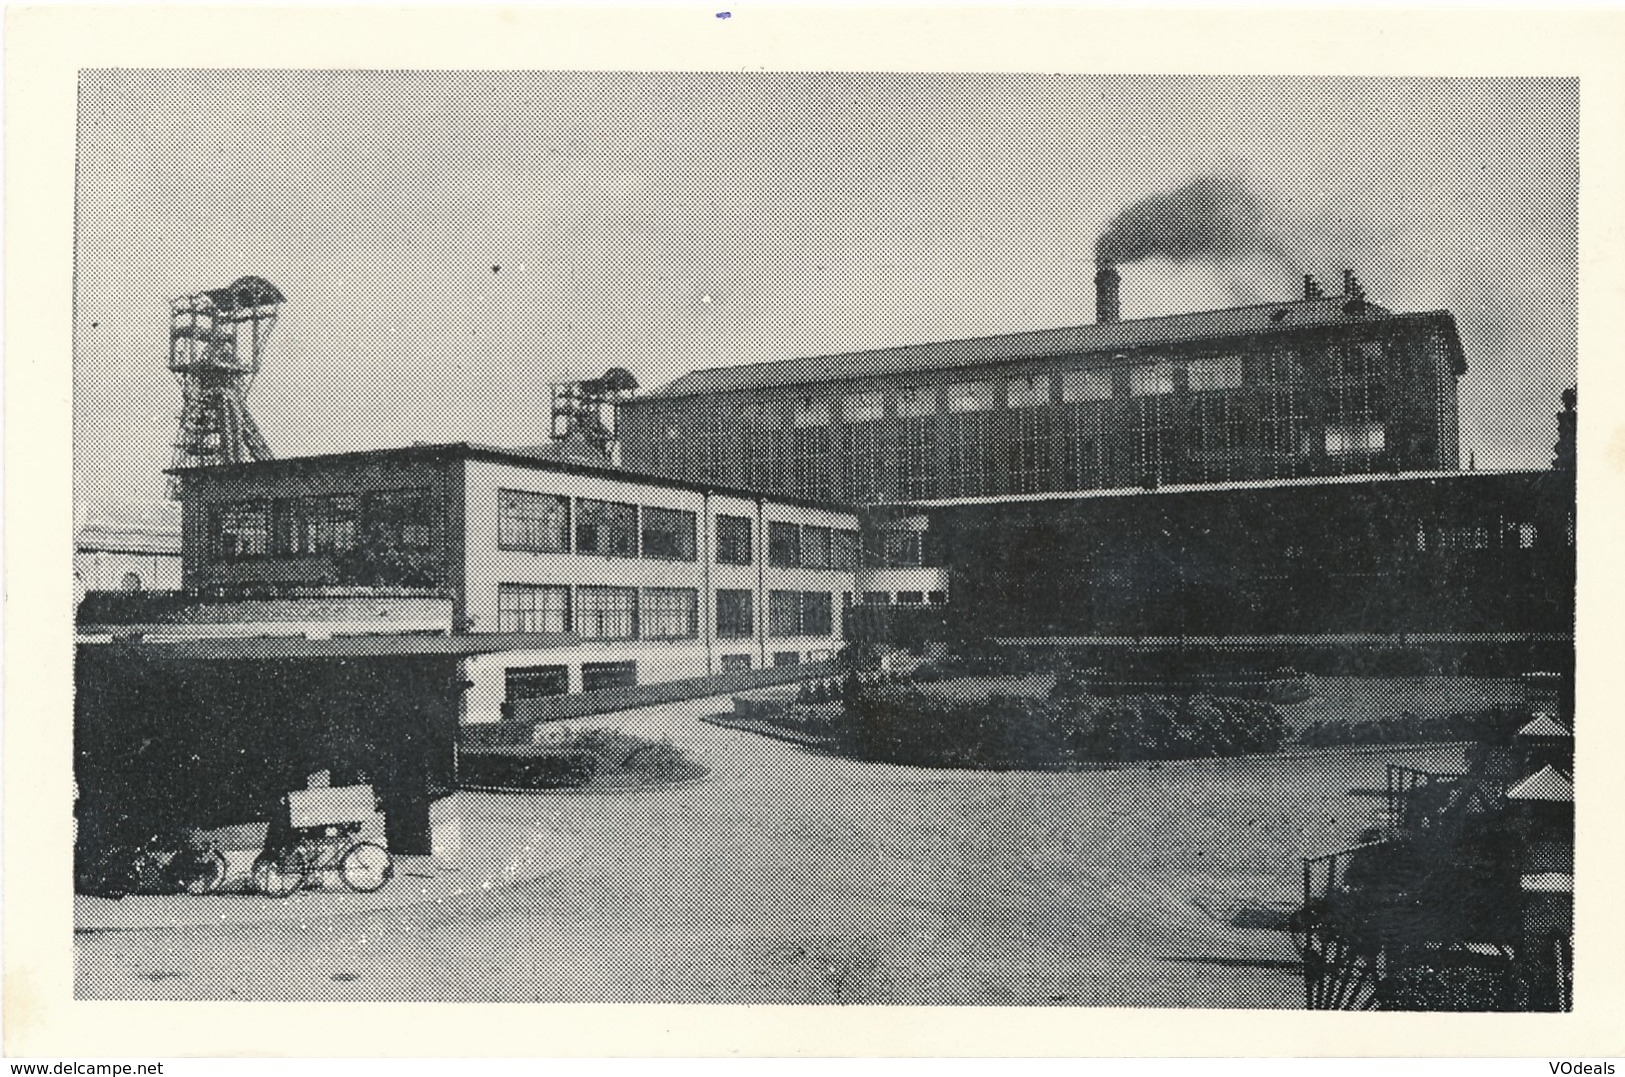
<box><xmin>74</xmin><ymin>694</ymin><xmax>1466</xmax><ymax>1005</ymax></box>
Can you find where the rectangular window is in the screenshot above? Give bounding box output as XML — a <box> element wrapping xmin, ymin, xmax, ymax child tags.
<box><xmin>496</xmin><ymin>583</ymin><xmax>572</xmax><ymax>634</ymax></box>
<box><xmin>274</xmin><ymin>495</ymin><xmax>356</xmax><ymax>556</ymax></box>
<box><xmin>364</xmin><ymin>488</ymin><xmax>433</xmax><ymax>551</ymax></box>
<box><xmin>768</xmin><ymin>521</ymin><xmax>801</xmax><ymax>567</ymax></box>
<box><xmin>896</xmin><ymin>385</ymin><xmax>935</xmax><ymax>418</ymax></box>
<box><xmin>581</xmin><ymin>661</ymin><xmax>638</xmax><ymax>692</ymax></box>
<box><xmin>1010</xmin><ymin>409</ymin><xmax>1051</xmax><ymax>494</ymax></box>
<box><xmin>773</xmin><ymin>652</ymin><xmax>801</xmax><ymax>667</ymax></box>
<box><xmin>716</xmin><ymin>589</ymin><xmax>754</xmax><ymax>638</ymax></box>
<box><xmin>212</xmin><ymin>501</ymin><xmax>270</xmax><ymax>560</ymax></box>
<box><xmin>576</xmin><ymin>499</ymin><xmax>637</xmax><ymax>558</ymax></box>
<box><xmin>1261</xmin><ymin>348</ymin><xmax>1306</xmax><ymax>384</ymax></box>
<box><xmin>896</xmin><ymin>591</ymin><xmax>924</xmax><ymax>605</ymax></box>
<box><xmin>794</xmin><ymin>396</ymin><xmax>831</xmax><ymax>428</ymax></box>
<box><xmin>845</xmin><ymin>421</ymin><xmax>888</xmax><ymax>504</ymax></box>
<box><xmin>1130</xmin><ymin>364</ymin><xmax>1175</xmax><ymax>396</ymax></box>
<box><xmin>641</xmin><ymin>506</ymin><xmax>697</xmax><ymax>561</ymax></box>
<box><xmin>899</xmin><ymin>418</ymin><xmax>938</xmax><ymax>501</ymax></box>
<box><xmin>720</xmin><ymin>654</ymin><xmax>753</xmax><ymax>672</ymax></box>
<box><xmin>869</xmin><ymin>531</ymin><xmax>923</xmax><ymax>568</ymax></box>
<box><xmin>801</xmin><ymin>592</ymin><xmax>833</xmax><ymax>636</ymax></box>
<box><xmin>1260</xmin><ymin>389</ymin><xmax>1311</xmax><ymax>475</ymax></box>
<box><xmin>802</xmin><ymin>526</ymin><xmax>832</xmax><ymax>569</ymax></box>
<box><xmin>794</xmin><ymin>427</ymin><xmax>834</xmax><ymax>501</ymax></box>
<box><xmin>1061</xmin><ymin>368</ymin><xmax>1114</xmax><ymax>403</ymax></box>
<box><xmin>769</xmin><ymin>590</ymin><xmax>802</xmax><ymax>636</ymax></box>
<box><xmin>715</xmin><ymin>514</ymin><xmax>753</xmax><ymax>565</ymax></box>
<box><xmin>497</xmin><ymin>489</ymin><xmax>569</xmax><ymax>553</ymax></box>
<box><xmin>505</xmin><ymin>665</ymin><xmax>568</xmax><ymax>702</ymax></box>
<box><xmin>1188</xmin><ymin>356</ymin><xmax>1245</xmax><ymax>391</ymax></box>
<box><xmin>945</xmin><ymin>412</ymin><xmax>994</xmax><ymax>496</ymax></box>
<box><xmin>862</xmin><ymin>592</ymin><xmax>889</xmax><ymax>605</ymax></box>
<box><xmin>927</xmin><ymin>591</ymin><xmax>947</xmax><ymax>605</ymax></box>
<box><xmin>576</xmin><ymin>585</ymin><xmax>638</xmax><ymax>639</ymax></box>
<box><xmin>641</xmin><ymin>587</ymin><xmax>699</xmax><ymax>639</ymax></box>
<box><xmin>946</xmin><ymin>381</ymin><xmax>998</xmax><ymax>413</ymax></box>
<box><xmin>1325</xmin><ymin>422</ymin><xmax>1387</xmax><ymax>455</ymax></box>
<box><xmin>831</xmin><ymin>529</ymin><xmax>859</xmax><ymax>570</ymax></box>
<box><xmin>844</xmin><ymin>391</ymin><xmax>884</xmax><ymax>422</ymax></box>
<box><xmin>1008</xmin><ymin>375</ymin><xmax>1050</xmax><ymax>408</ymax></box>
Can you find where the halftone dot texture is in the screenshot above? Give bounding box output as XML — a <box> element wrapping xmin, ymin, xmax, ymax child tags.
<box><xmin>75</xmin><ymin>72</ymin><xmax>1574</xmax><ymax>1008</ymax></box>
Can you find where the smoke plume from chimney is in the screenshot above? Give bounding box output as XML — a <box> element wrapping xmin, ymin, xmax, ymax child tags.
<box><xmin>1096</xmin><ymin>172</ymin><xmax>1290</xmax><ymax>269</ymax></box>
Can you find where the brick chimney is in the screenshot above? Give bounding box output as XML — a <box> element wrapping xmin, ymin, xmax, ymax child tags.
<box><xmin>1095</xmin><ymin>262</ymin><xmax>1121</xmax><ymax>325</ymax></box>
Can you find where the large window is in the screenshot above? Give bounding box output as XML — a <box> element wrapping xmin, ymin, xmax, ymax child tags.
<box><xmin>497</xmin><ymin>583</ymin><xmax>572</xmax><ymax>633</ymax></box>
<box><xmin>769</xmin><ymin>521</ymin><xmax>801</xmax><ymax>567</ymax></box>
<box><xmin>769</xmin><ymin>590</ymin><xmax>802</xmax><ymax>636</ymax></box>
<box><xmin>576</xmin><ymin>500</ymin><xmax>638</xmax><ymax>558</ymax></box>
<box><xmin>273</xmin><ymin>495</ymin><xmax>356</xmax><ymax>556</ymax></box>
<box><xmin>801</xmin><ymin>592</ymin><xmax>833</xmax><ymax>637</ymax></box>
<box><xmin>1130</xmin><ymin>364</ymin><xmax>1175</xmax><ymax>397</ymax></box>
<box><xmin>641</xmin><ymin>587</ymin><xmax>698</xmax><ymax>639</ymax></box>
<box><xmin>1008</xmin><ymin>375</ymin><xmax>1050</xmax><ymax>408</ymax></box>
<box><xmin>716</xmin><ymin>589</ymin><xmax>754</xmax><ymax>638</ymax></box>
<box><xmin>945</xmin><ymin>413</ymin><xmax>994</xmax><ymax>496</ymax></box>
<box><xmin>1010</xmin><ymin>409</ymin><xmax>1051</xmax><ymax>494</ymax></box>
<box><xmin>794</xmin><ymin>427</ymin><xmax>834</xmax><ymax>501</ymax></box>
<box><xmin>364</xmin><ymin>489</ymin><xmax>433</xmax><ymax>550</ymax></box>
<box><xmin>715</xmin><ymin>514</ymin><xmax>752</xmax><ymax>565</ymax></box>
<box><xmin>576</xmin><ymin>585</ymin><xmax>638</xmax><ymax>639</ymax></box>
<box><xmin>899</xmin><ymin>418</ymin><xmax>937</xmax><ymax>501</ymax></box>
<box><xmin>896</xmin><ymin>385</ymin><xmax>935</xmax><ymax>418</ymax></box>
<box><xmin>946</xmin><ymin>381</ymin><xmax>997</xmax><ymax>413</ymax></box>
<box><xmin>1131</xmin><ymin>397</ymin><xmax>1175</xmax><ymax>483</ymax></box>
<box><xmin>641</xmin><ymin>506</ymin><xmax>697</xmax><ymax>561</ymax></box>
<box><xmin>769</xmin><ymin>591</ymin><xmax>833</xmax><ymax>637</ymax></box>
<box><xmin>497</xmin><ymin>489</ymin><xmax>569</xmax><ymax>553</ymax></box>
<box><xmin>211</xmin><ymin>501</ymin><xmax>270</xmax><ymax>560</ymax></box>
<box><xmin>802</xmin><ymin>526</ymin><xmax>833</xmax><ymax>569</ymax></box>
<box><xmin>831</xmin><ymin>529</ymin><xmax>859</xmax><ymax>570</ymax></box>
<box><xmin>844</xmin><ymin>391</ymin><xmax>884</xmax><ymax>422</ymax></box>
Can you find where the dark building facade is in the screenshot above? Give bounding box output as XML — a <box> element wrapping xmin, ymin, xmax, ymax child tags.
<box><xmin>620</xmin><ymin>278</ymin><xmax>1465</xmax><ymax>503</ymax></box>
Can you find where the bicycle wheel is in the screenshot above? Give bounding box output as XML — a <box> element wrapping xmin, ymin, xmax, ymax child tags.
<box><xmin>251</xmin><ymin>850</ymin><xmax>307</xmax><ymax>898</ymax></box>
<box><xmin>339</xmin><ymin>842</ymin><xmax>392</xmax><ymax>893</ymax></box>
<box><xmin>180</xmin><ymin>850</ymin><xmax>229</xmax><ymax>896</ymax></box>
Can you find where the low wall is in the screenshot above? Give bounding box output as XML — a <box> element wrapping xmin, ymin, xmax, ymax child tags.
<box><xmin>461</xmin><ymin>660</ymin><xmax>837</xmax><ymax>747</ymax></box>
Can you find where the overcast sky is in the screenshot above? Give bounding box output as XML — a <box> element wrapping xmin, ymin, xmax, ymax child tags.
<box><xmin>74</xmin><ymin>71</ymin><xmax>1576</xmax><ymax>505</ymax></box>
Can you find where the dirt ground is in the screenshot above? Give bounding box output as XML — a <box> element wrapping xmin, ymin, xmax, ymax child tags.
<box><xmin>74</xmin><ymin>693</ymin><xmax>1469</xmax><ymax>1006</ymax></box>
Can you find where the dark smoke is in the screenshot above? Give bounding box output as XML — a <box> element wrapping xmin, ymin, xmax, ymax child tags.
<box><xmin>1096</xmin><ymin>173</ymin><xmax>1290</xmax><ymax>268</ymax></box>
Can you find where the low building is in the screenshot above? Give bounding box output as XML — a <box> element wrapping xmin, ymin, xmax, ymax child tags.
<box><xmin>160</xmin><ymin>442</ymin><xmax>860</xmax><ymax>724</ymax></box>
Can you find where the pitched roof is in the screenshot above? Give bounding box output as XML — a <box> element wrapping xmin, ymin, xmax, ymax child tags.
<box><xmin>1517</xmin><ymin>715</ymin><xmax>1573</xmax><ymax>739</ymax></box>
<box><xmin>1507</xmin><ymin>765</ymin><xmax>1574</xmax><ymax>803</ymax></box>
<box><xmin>647</xmin><ymin>298</ymin><xmax>1462</xmax><ymax>400</ymax></box>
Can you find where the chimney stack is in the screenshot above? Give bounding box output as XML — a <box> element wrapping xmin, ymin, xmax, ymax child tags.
<box><xmin>1304</xmin><ymin>274</ymin><xmax>1324</xmax><ymax>300</ymax></box>
<box><xmin>1342</xmin><ymin>269</ymin><xmax>1364</xmax><ymax>300</ymax></box>
<box><xmin>1095</xmin><ymin>262</ymin><xmax>1121</xmax><ymax>325</ymax></box>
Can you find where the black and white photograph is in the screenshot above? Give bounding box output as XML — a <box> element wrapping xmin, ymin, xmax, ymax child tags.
<box><xmin>8</xmin><ymin>4</ymin><xmax>1622</xmax><ymax>1060</ymax></box>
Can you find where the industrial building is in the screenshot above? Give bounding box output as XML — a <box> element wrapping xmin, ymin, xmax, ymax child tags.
<box><xmin>619</xmin><ymin>271</ymin><xmax>1465</xmax><ymax>504</ymax></box>
<box><xmin>74</xmin><ymin>499</ymin><xmax>183</xmax><ymax>601</ymax></box>
<box><xmin>162</xmin><ymin>442</ymin><xmax>861</xmax><ymax>723</ymax></box>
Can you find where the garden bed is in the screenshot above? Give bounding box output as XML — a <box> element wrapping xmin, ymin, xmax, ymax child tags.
<box><xmin>459</xmin><ymin>727</ymin><xmax>706</xmax><ymax>792</ymax></box>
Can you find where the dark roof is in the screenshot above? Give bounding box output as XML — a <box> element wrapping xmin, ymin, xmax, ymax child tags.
<box><xmin>168</xmin><ymin>442</ymin><xmax>858</xmax><ymax>514</ymax></box>
<box><xmin>643</xmin><ymin>299</ymin><xmax>1464</xmax><ymax>400</ymax></box>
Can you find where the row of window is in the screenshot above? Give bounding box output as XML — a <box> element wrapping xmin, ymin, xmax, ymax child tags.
<box><xmin>496</xmin><ymin>584</ymin><xmax>840</xmax><ymax>640</ymax></box>
<box><xmin>210</xmin><ymin>489</ymin><xmax>433</xmax><ymax>561</ymax></box>
<box><xmin>747</xmin><ymin>344</ymin><xmax>1391</xmax><ymax>428</ymax></box>
<box><xmin>767</xmin><ymin>522</ymin><xmax>861</xmax><ymax>569</ymax></box>
<box><xmin>498</xmin><ymin>491</ymin><xmax>699</xmax><ymax>561</ymax></box>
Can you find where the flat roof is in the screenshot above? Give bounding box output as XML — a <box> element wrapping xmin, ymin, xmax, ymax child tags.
<box><xmin>76</xmin><ymin>631</ymin><xmax>582</xmax><ymax>660</ymax></box>
<box><xmin>169</xmin><ymin>441</ymin><xmax>858</xmax><ymax>513</ymax></box>
<box><xmin>641</xmin><ymin>301</ymin><xmax>1462</xmax><ymax>401</ymax></box>
<box><xmin>897</xmin><ymin>468</ymin><xmax>1556</xmax><ymax>509</ymax></box>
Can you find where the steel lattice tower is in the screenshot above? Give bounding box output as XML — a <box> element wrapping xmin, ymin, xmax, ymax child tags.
<box><xmin>167</xmin><ymin>276</ymin><xmax>283</xmax><ymax>496</ymax></box>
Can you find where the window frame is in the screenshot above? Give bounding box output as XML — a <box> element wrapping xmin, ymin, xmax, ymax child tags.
<box><xmin>497</xmin><ymin>488</ymin><xmax>571</xmax><ymax>554</ymax></box>
<box><xmin>575</xmin><ymin>585</ymin><xmax>640</xmax><ymax>640</ymax></box>
<box><xmin>496</xmin><ymin>583</ymin><xmax>572</xmax><ymax>634</ymax></box>
<box><xmin>575</xmin><ymin>499</ymin><xmax>639</xmax><ymax>559</ymax></box>
<box><xmin>716</xmin><ymin>589</ymin><xmax>755</xmax><ymax>639</ymax></box>
<box><xmin>715</xmin><ymin>514</ymin><xmax>753</xmax><ymax>565</ymax></box>
<box><xmin>640</xmin><ymin>505</ymin><xmax>698</xmax><ymax>562</ymax></box>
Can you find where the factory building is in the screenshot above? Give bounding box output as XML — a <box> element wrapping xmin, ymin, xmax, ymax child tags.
<box><xmin>619</xmin><ymin>272</ymin><xmax>1465</xmax><ymax>503</ymax></box>
<box><xmin>161</xmin><ymin>442</ymin><xmax>859</xmax><ymax>724</ymax></box>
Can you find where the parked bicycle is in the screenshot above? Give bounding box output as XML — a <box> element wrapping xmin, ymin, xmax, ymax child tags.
<box><xmin>250</xmin><ymin>783</ymin><xmax>393</xmax><ymax>898</ymax></box>
<box><xmin>76</xmin><ymin>829</ymin><xmax>228</xmax><ymax>898</ymax></box>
